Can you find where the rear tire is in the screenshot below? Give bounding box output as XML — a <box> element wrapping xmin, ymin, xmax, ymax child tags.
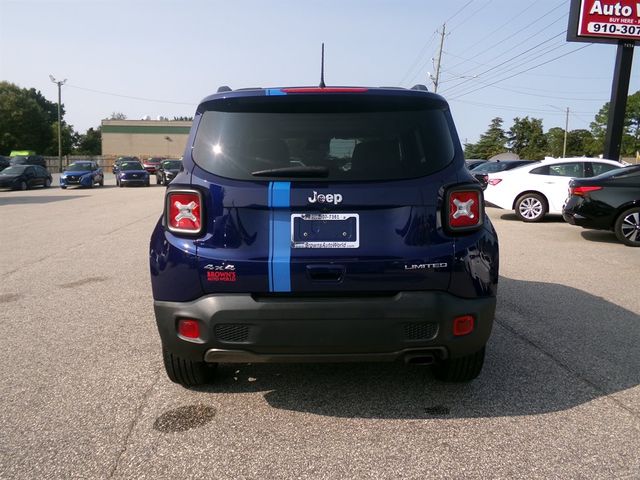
<box><xmin>614</xmin><ymin>207</ymin><xmax>640</xmax><ymax>247</ymax></box>
<box><xmin>433</xmin><ymin>347</ymin><xmax>485</xmax><ymax>382</ymax></box>
<box><xmin>44</xmin><ymin>178</ymin><xmax>51</xmax><ymax>188</ymax></box>
<box><xmin>162</xmin><ymin>348</ymin><xmax>216</xmax><ymax>387</ymax></box>
<box><xmin>19</xmin><ymin>181</ymin><xmax>27</xmax><ymax>191</ymax></box>
<box><xmin>515</xmin><ymin>193</ymin><xmax>547</xmax><ymax>222</ymax></box>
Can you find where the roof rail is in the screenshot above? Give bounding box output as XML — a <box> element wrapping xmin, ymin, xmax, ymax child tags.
<box><xmin>411</xmin><ymin>84</ymin><xmax>429</xmax><ymax>92</ymax></box>
<box><xmin>217</xmin><ymin>86</ymin><xmax>232</xmax><ymax>93</ymax></box>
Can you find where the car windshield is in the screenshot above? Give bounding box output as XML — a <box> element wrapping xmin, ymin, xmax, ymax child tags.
<box><xmin>10</xmin><ymin>156</ymin><xmax>28</xmax><ymax>164</ymax></box>
<box><xmin>67</xmin><ymin>163</ymin><xmax>93</xmax><ymax>171</ymax></box>
<box><xmin>120</xmin><ymin>162</ymin><xmax>143</xmax><ymax>171</ymax></box>
<box><xmin>193</xmin><ymin>96</ymin><xmax>455</xmax><ymax>181</ymax></box>
<box><xmin>162</xmin><ymin>160</ymin><xmax>181</xmax><ymax>169</ymax></box>
<box><xmin>0</xmin><ymin>166</ymin><xmax>27</xmax><ymax>175</ymax></box>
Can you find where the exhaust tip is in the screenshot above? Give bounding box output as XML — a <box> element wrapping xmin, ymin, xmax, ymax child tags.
<box><xmin>404</xmin><ymin>353</ymin><xmax>436</xmax><ymax>366</ymax></box>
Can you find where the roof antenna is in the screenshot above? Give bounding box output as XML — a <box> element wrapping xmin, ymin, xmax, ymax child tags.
<box><xmin>319</xmin><ymin>43</ymin><xmax>326</xmax><ymax>88</ymax></box>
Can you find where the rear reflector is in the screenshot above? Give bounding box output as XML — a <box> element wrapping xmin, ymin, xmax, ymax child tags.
<box><xmin>166</xmin><ymin>190</ymin><xmax>203</xmax><ymax>234</ymax></box>
<box><xmin>177</xmin><ymin>319</ymin><xmax>200</xmax><ymax>339</ymax></box>
<box><xmin>446</xmin><ymin>188</ymin><xmax>483</xmax><ymax>232</ymax></box>
<box><xmin>570</xmin><ymin>185</ymin><xmax>602</xmax><ymax>196</ymax></box>
<box><xmin>488</xmin><ymin>178</ymin><xmax>502</xmax><ymax>186</ymax></box>
<box><xmin>453</xmin><ymin>315</ymin><xmax>475</xmax><ymax>336</ymax></box>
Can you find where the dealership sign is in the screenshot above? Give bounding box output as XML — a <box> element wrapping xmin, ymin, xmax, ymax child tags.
<box><xmin>568</xmin><ymin>0</ymin><xmax>640</xmax><ymax>43</ymax></box>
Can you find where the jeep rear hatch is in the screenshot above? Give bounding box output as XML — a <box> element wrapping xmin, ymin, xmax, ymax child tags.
<box><xmin>188</xmin><ymin>93</ymin><xmax>462</xmax><ymax>294</ymax></box>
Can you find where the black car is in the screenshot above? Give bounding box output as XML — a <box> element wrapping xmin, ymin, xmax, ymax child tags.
<box><xmin>465</xmin><ymin>159</ymin><xmax>487</xmax><ymax>170</ymax></box>
<box><xmin>563</xmin><ymin>165</ymin><xmax>640</xmax><ymax>247</ymax></box>
<box><xmin>0</xmin><ymin>156</ymin><xmax>10</xmax><ymax>172</ymax></box>
<box><xmin>0</xmin><ymin>165</ymin><xmax>52</xmax><ymax>190</ymax></box>
<box><xmin>9</xmin><ymin>154</ymin><xmax>47</xmax><ymax>168</ymax></box>
<box><xmin>155</xmin><ymin>159</ymin><xmax>182</xmax><ymax>185</ymax></box>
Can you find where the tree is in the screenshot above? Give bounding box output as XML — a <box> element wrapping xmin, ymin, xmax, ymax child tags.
<box><xmin>0</xmin><ymin>82</ymin><xmax>54</xmax><ymax>155</ymax></box>
<box><xmin>45</xmin><ymin>121</ymin><xmax>76</xmax><ymax>156</ymax></box>
<box><xmin>590</xmin><ymin>90</ymin><xmax>640</xmax><ymax>157</ymax></box>
<box><xmin>173</xmin><ymin>116</ymin><xmax>193</xmax><ymax>121</ymax></box>
<box><xmin>507</xmin><ymin>116</ymin><xmax>547</xmax><ymax>160</ymax></box>
<box><xmin>464</xmin><ymin>117</ymin><xmax>508</xmax><ymax>159</ymax></box>
<box><xmin>545</xmin><ymin>127</ymin><xmax>565</xmax><ymax>158</ymax></box>
<box><xmin>108</xmin><ymin>112</ymin><xmax>127</xmax><ymax>120</ymax></box>
<box><xmin>75</xmin><ymin>127</ymin><xmax>101</xmax><ymax>155</ymax></box>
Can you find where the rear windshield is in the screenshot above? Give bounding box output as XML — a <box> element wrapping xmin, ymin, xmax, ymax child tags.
<box><xmin>192</xmin><ymin>101</ymin><xmax>455</xmax><ymax>181</ymax></box>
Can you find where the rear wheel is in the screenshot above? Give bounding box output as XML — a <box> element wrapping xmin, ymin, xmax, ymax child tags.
<box><xmin>44</xmin><ymin>178</ymin><xmax>51</xmax><ymax>188</ymax></box>
<box><xmin>156</xmin><ymin>175</ymin><xmax>161</xmax><ymax>185</ymax></box>
<box><xmin>614</xmin><ymin>207</ymin><xmax>640</xmax><ymax>247</ymax></box>
<box><xmin>433</xmin><ymin>347</ymin><xmax>485</xmax><ymax>382</ymax></box>
<box><xmin>162</xmin><ymin>348</ymin><xmax>216</xmax><ymax>387</ymax></box>
<box><xmin>515</xmin><ymin>193</ymin><xmax>547</xmax><ymax>222</ymax></box>
<box><xmin>99</xmin><ymin>177</ymin><xmax>104</xmax><ymax>186</ymax></box>
<box><xmin>19</xmin><ymin>181</ymin><xmax>27</xmax><ymax>191</ymax></box>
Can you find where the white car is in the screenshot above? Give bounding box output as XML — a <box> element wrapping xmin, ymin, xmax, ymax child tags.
<box><xmin>484</xmin><ymin>157</ymin><xmax>625</xmax><ymax>222</ymax></box>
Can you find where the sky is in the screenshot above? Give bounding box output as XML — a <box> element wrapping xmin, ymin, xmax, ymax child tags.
<box><xmin>1</xmin><ymin>0</ymin><xmax>639</xmax><ymax>144</ymax></box>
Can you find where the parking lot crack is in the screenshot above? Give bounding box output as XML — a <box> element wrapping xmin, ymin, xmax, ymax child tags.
<box><xmin>107</xmin><ymin>367</ymin><xmax>162</xmax><ymax>479</ymax></box>
<box><xmin>495</xmin><ymin>319</ymin><xmax>640</xmax><ymax>423</ymax></box>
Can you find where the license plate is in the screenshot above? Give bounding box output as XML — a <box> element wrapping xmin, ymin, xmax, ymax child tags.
<box><xmin>291</xmin><ymin>213</ymin><xmax>359</xmax><ymax>248</ymax></box>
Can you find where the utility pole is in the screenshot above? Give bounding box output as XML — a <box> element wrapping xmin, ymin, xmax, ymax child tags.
<box><xmin>563</xmin><ymin>107</ymin><xmax>569</xmax><ymax>158</ymax></box>
<box><xmin>433</xmin><ymin>23</ymin><xmax>446</xmax><ymax>93</ymax></box>
<box><xmin>49</xmin><ymin>75</ymin><xmax>67</xmax><ymax>173</ymax></box>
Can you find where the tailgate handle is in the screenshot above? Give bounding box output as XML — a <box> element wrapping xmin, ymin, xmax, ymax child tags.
<box><xmin>307</xmin><ymin>265</ymin><xmax>345</xmax><ymax>282</ymax></box>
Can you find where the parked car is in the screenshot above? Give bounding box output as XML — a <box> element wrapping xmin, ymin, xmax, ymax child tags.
<box><xmin>483</xmin><ymin>157</ymin><xmax>625</xmax><ymax>222</ymax></box>
<box><xmin>115</xmin><ymin>160</ymin><xmax>149</xmax><ymax>187</ymax></box>
<box><xmin>563</xmin><ymin>165</ymin><xmax>640</xmax><ymax>247</ymax></box>
<box><xmin>469</xmin><ymin>160</ymin><xmax>533</xmax><ymax>174</ymax></box>
<box><xmin>155</xmin><ymin>159</ymin><xmax>182</xmax><ymax>185</ymax></box>
<box><xmin>0</xmin><ymin>156</ymin><xmax>10</xmax><ymax>172</ymax></box>
<box><xmin>465</xmin><ymin>159</ymin><xmax>487</xmax><ymax>170</ymax></box>
<box><xmin>149</xmin><ymin>85</ymin><xmax>499</xmax><ymax>388</ymax></box>
<box><xmin>0</xmin><ymin>165</ymin><xmax>52</xmax><ymax>190</ymax></box>
<box><xmin>143</xmin><ymin>157</ymin><xmax>163</xmax><ymax>174</ymax></box>
<box><xmin>9</xmin><ymin>154</ymin><xmax>46</xmax><ymax>168</ymax></box>
<box><xmin>60</xmin><ymin>161</ymin><xmax>104</xmax><ymax>189</ymax></box>
<box><xmin>112</xmin><ymin>156</ymin><xmax>140</xmax><ymax>174</ymax></box>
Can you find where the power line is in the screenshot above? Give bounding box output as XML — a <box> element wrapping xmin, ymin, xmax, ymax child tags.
<box><xmin>441</xmin><ymin>31</ymin><xmax>567</xmax><ymax>94</ymax></box>
<box><xmin>448</xmin><ymin>0</ymin><xmax>494</xmax><ymax>34</ymax></box>
<box><xmin>449</xmin><ymin>44</ymin><xmax>593</xmax><ymax>100</ymax></box>
<box><xmin>445</xmin><ymin>0</ymin><xmax>476</xmax><ymax>24</ymax></box>
<box><xmin>446</xmin><ymin>1</ymin><xmax>567</xmax><ymax>73</ymax></box>
<box><xmin>67</xmin><ymin>84</ymin><xmax>195</xmax><ymax>106</ymax></box>
<box><xmin>397</xmin><ymin>30</ymin><xmax>438</xmax><ymax>86</ymax></box>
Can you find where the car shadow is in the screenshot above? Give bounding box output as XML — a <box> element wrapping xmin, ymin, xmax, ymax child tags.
<box><xmin>499</xmin><ymin>212</ymin><xmax>565</xmax><ymax>223</ymax></box>
<box><xmin>186</xmin><ymin>276</ymin><xmax>640</xmax><ymax>419</ymax></box>
<box><xmin>580</xmin><ymin>230</ymin><xmax>621</xmax><ymax>245</ymax></box>
<box><xmin>0</xmin><ymin>194</ymin><xmax>88</xmax><ymax>205</ymax></box>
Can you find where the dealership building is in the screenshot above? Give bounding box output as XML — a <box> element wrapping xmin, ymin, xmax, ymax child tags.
<box><xmin>101</xmin><ymin>120</ymin><xmax>191</xmax><ymax>159</ymax></box>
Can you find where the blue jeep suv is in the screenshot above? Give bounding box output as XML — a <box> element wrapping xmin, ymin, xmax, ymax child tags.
<box><xmin>150</xmin><ymin>85</ymin><xmax>499</xmax><ymax>387</ymax></box>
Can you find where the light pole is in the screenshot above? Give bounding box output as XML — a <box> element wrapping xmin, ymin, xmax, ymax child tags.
<box><xmin>49</xmin><ymin>75</ymin><xmax>67</xmax><ymax>173</ymax></box>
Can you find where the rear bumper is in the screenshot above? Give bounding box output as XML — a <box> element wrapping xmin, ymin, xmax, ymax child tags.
<box><xmin>154</xmin><ymin>292</ymin><xmax>496</xmax><ymax>363</ymax></box>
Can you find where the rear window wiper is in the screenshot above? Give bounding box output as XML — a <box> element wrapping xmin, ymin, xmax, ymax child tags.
<box><xmin>251</xmin><ymin>166</ymin><xmax>329</xmax><ymax>178</ymax></box>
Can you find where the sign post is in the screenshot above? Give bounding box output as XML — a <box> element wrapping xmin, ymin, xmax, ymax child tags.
<box><xmin>567</xmin><ymin>0</ymin><xmax>638</xmax><ymax>160</ymax></box>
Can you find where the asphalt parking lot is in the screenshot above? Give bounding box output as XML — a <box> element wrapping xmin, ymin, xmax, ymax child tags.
<box><xmin>1</xmin><ymin>176</ymin><xmax>639</xmax><ymax>479</ymax></box>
